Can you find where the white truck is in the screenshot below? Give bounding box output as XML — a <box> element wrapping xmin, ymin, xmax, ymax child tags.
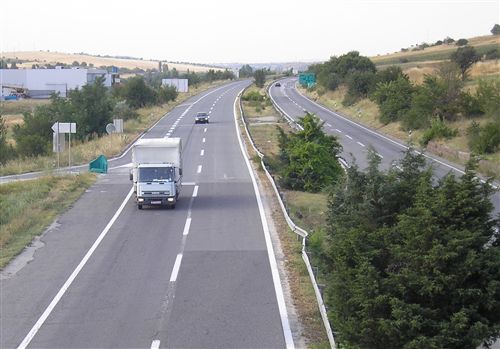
<box><xmin>130</xmin><ymin>138</ymin><xmax>182</xmax><ymax>209</ymax></box>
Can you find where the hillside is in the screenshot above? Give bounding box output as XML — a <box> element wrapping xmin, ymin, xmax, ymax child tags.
<box><xmin>371</xmin><ymin>35</ymin><xmax>499</xmax><ymax>66</ymax></box>
<box><xmin>1</xmin><ymin>51</ymin><xmax>217</xmax><ymax>73</ymax></box>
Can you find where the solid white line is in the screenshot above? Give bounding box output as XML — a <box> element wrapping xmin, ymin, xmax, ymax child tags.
<box><xmin>200</xmin><ymin>149</ymin><xmax>205</xmax><ymax>156</ymax></box>
<box><xmin>357</xmin><ymin>141</ymin><xmax>366</xmax><ymax>147</ymax></box>
<box><xmin>345</xmin><ymin>134</ymin><xmax>352</xmax><ymax>140</ymax></box>
<box><xmin>197</xmin><ymin>165</ymin><xmax>202</xmax><ymax>174</ymax></box>
<box><xmin>151</xmin><ymin>340</ymin><xmax>160</xmax><ymax>349</ymax></box>
<box><xmin>182</xmin><ymin>217</ymin><xmax>192</xmax><ymax>236</ymax></box>
<box><xmin>182</xmin><ymin>182</ymin><xmax>196</xmax><ymax>186</ymax></box>
<box><xmin>16</xmin><ymin>188</ymin><xmax>134</xmax><ymax>349</ymax></box>
<box><xmin>202</xmin><ymin>138</ymin><xmax>206</xmax><ymax>143</ymax></box>
<box><xmin>169</xmin><ymin>254</ymin><xmax>183</xmax><ymax>282</ymax></box>
<box><xmin>232</xmin><ymin>90</ymin><xmax>295</xmax><ymax>348</ymax></box>
<box><xmin>192</xmin><ymin>185</ymin><xmax>199</xmax><ymax>197</ymax></box>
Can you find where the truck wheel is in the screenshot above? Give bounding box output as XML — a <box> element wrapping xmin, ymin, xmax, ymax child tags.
<box><xmin>138</xmin><ymin>204</ymin><xmax>143</xmax><ymax>210</ymax></box>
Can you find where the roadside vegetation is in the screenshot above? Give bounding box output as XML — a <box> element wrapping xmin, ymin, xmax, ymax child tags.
<box><xmin>0</xmin><ymin>173</ymin><xmax>96</xmax><ymax>269</ymax></box>
<box><xmin>305</xmin><ymin>29</ymin><xmax>500</xmax><ymax>178</ymax></box>
<box><xmin>271</xmin><ymin>26</ymin><xmax>500</xmax><ymax>348</ymax></box>
<box><xmin>241</xmin><ymin>82</ymin><xmax>332</xmax><ymax>347</ymax></box>
<box><xmin>0</xmin><ymin>69</ymin><xmax>235</xmax><ymax>175</ymax></box>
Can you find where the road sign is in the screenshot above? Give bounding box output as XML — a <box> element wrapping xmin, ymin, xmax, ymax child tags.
<box><xmin>51</xmin><ymin>122</ymin><xmax>76</xmax><ymax>134</ymax></box>
<box><xmin>106</xmin><ymin>123</ymin><xmax>116</xmax><ymax>134</ymax></box>
<box><xmin>299</xmin><ymin>73</ymin><xmax>316</xmax><ymax>88</ymax></box>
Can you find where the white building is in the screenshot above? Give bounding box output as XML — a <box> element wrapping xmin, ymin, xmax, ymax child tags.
<box><xmin>161</xmin><ymin>78</ymin><xmax>189</xmax><ymax>93</ymax></box>
<box><xmin>0</xmin><ymin>68</ymin><xmax>114</xmax><ymax>98</ymax></box>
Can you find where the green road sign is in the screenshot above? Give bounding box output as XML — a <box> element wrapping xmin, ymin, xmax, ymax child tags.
<box><xmin>299</xmin><ymin>73</ymin><xmax>316</xmax><ymax>87</ymax></box>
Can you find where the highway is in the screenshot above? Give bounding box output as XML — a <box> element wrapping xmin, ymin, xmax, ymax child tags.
<box><xmin>1</xmin><ymin>81</ymin><xmax>294</xmax><ymax>348</ymax></box>
<box><xmin>269</xmin><ymin>78</ymin><xmax>500</xmax><ymax>216</ymax></box>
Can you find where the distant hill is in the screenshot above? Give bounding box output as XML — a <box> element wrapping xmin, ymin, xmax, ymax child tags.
<box><xmin>371</xmin><ymin>35</ymin><xmax>499</xmax><ymax>67</ymax></box>
<box><xmin>1</xmin><ymin>51</ymin><xmax>218</xmax><ymax>73</ymax></box>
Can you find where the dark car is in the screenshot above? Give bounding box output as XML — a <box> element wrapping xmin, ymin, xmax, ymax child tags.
<box><xmin>195</xmin><ymin>112</ymin><xmax>209</xmax><ymax>124</ymax></box>
<box><xmin>274</xmin><ymin>82</ymin><xmax>281</xmax><ymax>87</ymax></box>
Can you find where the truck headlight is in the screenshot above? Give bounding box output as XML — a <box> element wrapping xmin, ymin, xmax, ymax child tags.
<box><xmin>167</xmin><ymin>198</ymin><xmax>174</xmax><ymax>202</ymax></box>
<box><xmin>138</xmin><ymin>198</ymin><xmax>144</xmax><ymax>202</ymax></box>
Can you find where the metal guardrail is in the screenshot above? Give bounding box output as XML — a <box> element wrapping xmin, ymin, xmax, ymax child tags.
<box><xmin>238</xmin><ymin>83</ymin><xmax>336</xmax><ymax>348</ymax></box>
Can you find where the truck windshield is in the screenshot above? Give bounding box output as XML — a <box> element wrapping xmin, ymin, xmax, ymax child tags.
<box><xmin>138</xmin><ymin>167</ymin><xmax>174</xmax><ymax>182</ymax></box>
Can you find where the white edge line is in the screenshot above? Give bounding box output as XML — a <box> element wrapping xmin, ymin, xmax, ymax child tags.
<box><xmin>151</xmin><ymin>340</ymin><xmax>160</xmax><ymax>349</ymax></box>
<box><xmin>192</xmin><ymin>185</ymin><xmax>199</xmax><ymax>197</ymax></box>
<box><xmin>182</xmin><ymin>182</ymin><xmax>196</xmax><ymax>186</ymax></box>
<box><xmin>169</xmin><ymin>254</ymin><xmax>183</xmax><ymax>282</ymax></box>
<box><xmin>16</xmin><ymin>188</ymin><xmax>134</xmax><ymax>349</ymax></box>
<box><xmin>233</xmin><ymin>89</ymin><xmax>295</xmax><ymax>349</ymax></box>
<box><xmin>182</xmin><ymin>217</ymin><xmax>192</xmax><ymax>236</ymax></box>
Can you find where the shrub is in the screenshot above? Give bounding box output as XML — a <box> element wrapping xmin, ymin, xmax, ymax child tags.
<box><xmin>456</xmin><ymin>38</ymin><xmax>469</xmax><ymax>46</ymax></box>
<box><xmin>420</xmin><ymin>119</ymin><xmax>457</xmax><ymax>146</ymax></box>
<box><xmin>372</xmin><ymin>77</ymin><xmax>414</xmax><ymax>124</ymax></box>
<box><xmin>468</xmin><ymin>120</ymin><xmax>500</xmax><ymax>154</ymax></box>
<box><xmin>113</xmin><ymin>101</ymin><xmax>138</xmax><ymax>121</ymax></box>
<box><xmin>242</xmin><ymin>90</ymin><xmax>265</xmax><ymax>102</ymax></box>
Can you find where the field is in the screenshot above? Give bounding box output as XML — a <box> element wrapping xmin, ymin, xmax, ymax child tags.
<box><xmin>372</xmin><ymin>35</ymin><xmax>500</xmax><ymax>66</ymax></box>
<box><xmin>2</xmin><ymin>50</ymin><xmax>218</xmax><ymax>72</ymax></box>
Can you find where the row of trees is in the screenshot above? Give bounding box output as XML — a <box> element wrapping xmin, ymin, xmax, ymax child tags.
<box><xmin>0</xmin><ymin>68</ymin><xmax>237</xmax><ymax>163</ymax></box>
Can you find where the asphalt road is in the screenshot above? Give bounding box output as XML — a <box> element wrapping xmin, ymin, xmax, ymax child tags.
<box><xmin>1</xmin><ymin>81</ymin><xmax>294</xmax><ymax>348</ymax></box>
<box><xmin>269</xmin><ymin>78</ymin><xmax>500</xmax><ymax>216</ymax></box>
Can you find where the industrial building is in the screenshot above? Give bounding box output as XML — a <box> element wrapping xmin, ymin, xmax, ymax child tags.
<box><xmin>0</xmin><ymin>67</ymin><xmax>118</xmax><ymax>99</ymax></box>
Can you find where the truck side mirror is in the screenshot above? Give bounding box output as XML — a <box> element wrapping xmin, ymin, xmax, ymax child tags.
<box><xmin>179</xmin><ymin>168</ymin><xmax>183</xmax><ymax>176</ymax></box>
<box><xmin>129</xmin><ymin>170</ymin><xmax>133</xmax><ymax>181</ymax></box>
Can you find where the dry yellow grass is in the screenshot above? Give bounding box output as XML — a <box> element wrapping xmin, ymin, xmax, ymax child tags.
<box><xmin>371</xmin><ymin>35</ymin><xmax>500</xmax><ymax>63</ymax></box>
<box><xmin>2</xmin><ymin>51</ymin><xmax>216</xmax><ymax>72</ymax></box>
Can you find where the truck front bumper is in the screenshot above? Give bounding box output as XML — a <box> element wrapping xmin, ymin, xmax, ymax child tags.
<box><xmin>137</xmin><ymin>196</ymin><xmax>176</xmax><ymax>206</ymax></box>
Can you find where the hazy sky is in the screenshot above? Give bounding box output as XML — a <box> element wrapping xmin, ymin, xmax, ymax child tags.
<box><xmin>1</xmin><ymin>0</ymin><xmax>498</xmax><ymax>63</ymax></box>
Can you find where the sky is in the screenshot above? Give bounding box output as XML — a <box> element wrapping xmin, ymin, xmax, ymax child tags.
<box><xmin>1</xmin><ymin>0</ymin><xmax>498</xmax><ymax>64</ymax></box>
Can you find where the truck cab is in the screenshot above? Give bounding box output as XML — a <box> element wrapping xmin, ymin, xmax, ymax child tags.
<box><xmin>135</xmin><ymin>163</ymin><xmax>181</xmax><ymax>209</ymax></box>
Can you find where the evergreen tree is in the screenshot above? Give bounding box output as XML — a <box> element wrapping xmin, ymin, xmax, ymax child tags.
<box><xmin>325</xmin><ymin>150</ymin><xmax>500</xmax><ymax>348</ymax></box>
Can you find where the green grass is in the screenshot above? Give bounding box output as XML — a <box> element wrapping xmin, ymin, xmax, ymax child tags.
<box><xmin>284</xmin><ymin>190</ymin><xmax>329</xmax><ymax>232</ymax></box>
<box><xmin>0</xmin><ymin>173</ymin><xmax>97</xmax><ymax>269</ymax></box>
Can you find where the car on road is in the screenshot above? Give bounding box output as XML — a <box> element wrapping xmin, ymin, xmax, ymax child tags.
<box><xmin>274</xmin><ymin>82</ymin><xmax>281</xmax><ymax>87</ymax></box>
<box><xmin>195</xmin><ymin>112</ymin><xmax>209</xmax><ymax>124</ymax></box>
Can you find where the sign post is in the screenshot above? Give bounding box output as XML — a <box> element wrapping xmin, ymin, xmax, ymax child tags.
<box><xmin>52</xmin><ymin>122</ymin><xmax>76</xmax><ymax>169</ymax></box>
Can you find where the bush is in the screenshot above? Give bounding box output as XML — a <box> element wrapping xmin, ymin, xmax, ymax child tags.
<box><xmin>372</xmin><ymin>77</ymin><xmax>414</xmax><ymax>124</ymax></box>
<box><xmin>420</xmin><ymin>119</ymin><xmax>457</xmax><ymax>146</ymax></box>
<box><xmin>484</xmin><ymin>48</ymin><xmax>500</xmax><ymax>60</ymax></box>
<box><xmin>242</xmin><ymin>90</ymin><xmax>265</xmax><ymax>102</ymax></box>
<box><xmin>468</xmin><ymin>120</ymin><xmax>500</xmax><ymax>154</ymax></box>
<box><xmin>278</xmin><ymin>113</ymin><xmax>343</xmax><ymax>192</ymax></box>
<box><xmin>113</xmin><ymin>101</ymin><xmax>138</xmax><ymax>121</ymax></box>
<box><xmin>456</xmin><ymin>38</ymin><xmax>469</xmax><ymax>46</ymax></box>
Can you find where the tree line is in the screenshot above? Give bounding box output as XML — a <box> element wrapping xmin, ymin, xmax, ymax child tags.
<box><xmin>0</xmin><ymin>69</ymin><xmax>235</xmax><ymax>164</ymax></box>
